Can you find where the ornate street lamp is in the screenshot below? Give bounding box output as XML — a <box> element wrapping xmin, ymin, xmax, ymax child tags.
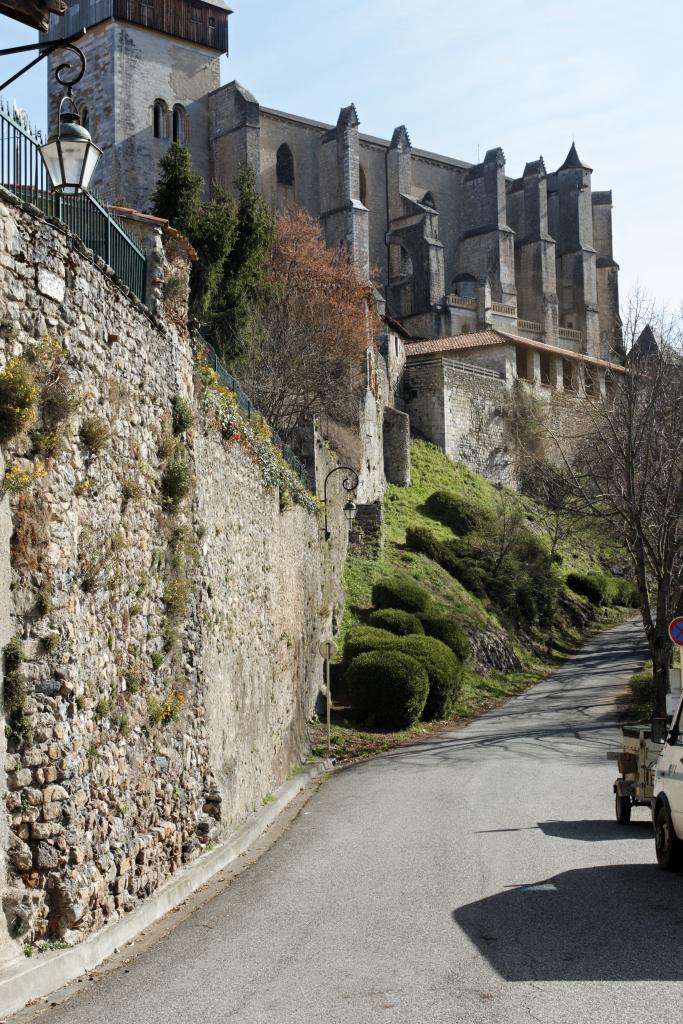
<box><xmin>322</xmin><ymin>466</ymin><xmax>359</xmax><ymax>541</ymax></box>
<box><xmin>39</xmin><ymin>96</ymin><xmax>101</xmax><ymax>193</ymax></box>
<box><xmin>0</xmin><ymin>31</ymin><xmax>101</xmax><ymax>193</ymax></box>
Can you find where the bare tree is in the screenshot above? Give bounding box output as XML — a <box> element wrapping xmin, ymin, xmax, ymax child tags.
<box><xmin>545</xmin><ymin>291</ymin><xmax>683</xmax><ymax>717</ymax></box>
<box><xmin>237</xmin><ymin>210</ymin><xmax>378</xmax><ymax>443</ymax></box>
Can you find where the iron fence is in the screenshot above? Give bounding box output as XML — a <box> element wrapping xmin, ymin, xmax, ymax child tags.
<box><xmin>194</xmin><ymin>337</ymin><xmax>306</xmax><ymax>481</ymax></box>
<box><xmin>0</xmin><ymin>102</ymin><xmax>147</xmax><ymax>302</ymax></box>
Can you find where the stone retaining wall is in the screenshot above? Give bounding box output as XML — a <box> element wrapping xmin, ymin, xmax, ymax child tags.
<box><xmin>0</xmin><ymin>193</ymin><xmax>345</xmax><ymax>956</ymax></box>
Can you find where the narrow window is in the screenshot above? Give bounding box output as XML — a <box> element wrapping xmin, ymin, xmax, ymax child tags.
<box><xmin>540</xmin><ymin>352</ymin><xmax>551</xmax><ymax>386</ymax></box>
<box><xmin>516</xmin><ymin>347</ymin><xmax>529</xmax><ymax>380</ymax></box>
<box><xmin>191</xmin><ymin>6</ymin><xmax>202</xmax><ymax>21</ymax></box>
<box><xmin>359</xmin><ymin>164</ymin><xmax>368</xmax><ymax>206</ymax></box>
<box><xmin>276</xmin><ymin>143</ymin><xmax>295</xmax><ymax>186</ymax></box>
<box><xmin>153</xmin><ymin>100</ymin><xmax>167</xmax><ymax>140</ymax></box>
<box><xmin>173</xmin><ymin>105</ymin><xmax>186</xmax><ymax>144</ymax></box>
<box><xmin>80</xmin><ymin>106</ymin><xmax>90</xmax><ymax>130</ymax></box>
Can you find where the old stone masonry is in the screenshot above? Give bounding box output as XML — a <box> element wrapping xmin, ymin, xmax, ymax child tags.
<box><xmin>43</xmin><ymin>0</ymin><xmax>625</xmax><ymax>490</ymax></box>
<box><xmin>0</xmin><ymin>187</ymin><xmax>354</xmax><ymax>962</ymax></box>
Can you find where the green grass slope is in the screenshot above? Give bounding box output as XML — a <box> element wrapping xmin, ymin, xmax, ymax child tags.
<box><xmin>331</xmin><ymin>440</ymin><xmax>636</xmax><ymax>750</ymax></box>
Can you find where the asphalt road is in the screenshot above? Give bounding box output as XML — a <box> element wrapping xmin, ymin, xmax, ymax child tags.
<box><xmin>22</xmin><ymin>618</ymin><xmax>683</xmax><ymax>1023</ymax></box>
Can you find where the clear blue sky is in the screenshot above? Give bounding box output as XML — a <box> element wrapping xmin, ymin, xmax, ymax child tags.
<box><xmin>1</xmin><ymin>0</ymin><xmax>681</xmax><ymax>308</ymax></box>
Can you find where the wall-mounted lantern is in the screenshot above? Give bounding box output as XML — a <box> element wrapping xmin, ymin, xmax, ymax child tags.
<box><xmin>0</xmin><ymin>30</ymin><xmax>101</xmax><ymax>193</ymax></box>
<box><xmin>39</xmin><ymin>99</ymin><xmax>101</xmax><ymax>193</ymax></box>
<box><xmin>322</xmin><ymin>466</ymin><xmax>359</xmax><ymax>542</ymax></box>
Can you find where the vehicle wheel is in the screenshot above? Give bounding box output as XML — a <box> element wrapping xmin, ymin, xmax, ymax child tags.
<box><xmin>615</xmin><ymin>792</ymin><xmax>631</xmax><ymax>824</ymax></box>
<box><xmin>654</xmin><ymin>805</ymin><xmax>683</xmax><ymax>870</ymax></box>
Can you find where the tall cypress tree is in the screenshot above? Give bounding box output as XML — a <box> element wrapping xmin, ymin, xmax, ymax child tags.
<box><xmin>212</xmin><ymin>166</ymin><xmax>276</xmax><ymax>363</ymax></box>
<box><xmin>150</xmin><ymin>143</ymin><xmax>203</xmax><ymax>240</ymax></box>
<box><xmin>151</xmin><ymin>145</ymin><xmax>237</xmax><ymax>327</ymax></box>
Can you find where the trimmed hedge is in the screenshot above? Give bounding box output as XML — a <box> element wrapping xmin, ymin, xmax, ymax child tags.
<box><xmin>372</xmin><ymin>577</ymin><xmax>431</xmax><ymax>615</ymax></box>
<box><xmin>346</xmin><ymin>650</ymin><xmax>429</xmax><ymax>729</ymax></box>
<box><xmin>612</xmin><ymin>578</ymin><xmax>639</xmax><ymax>608</ymax></box>
<box><xmin>424</xmin><ymin>490</ymin><xmax>488</xmax><ymax>535</ymax></box>
<box><xmin>406</xmin><ymin>527</ymin><xmax>488</xmax><ymax>599</ymax></box>
<box><xmin>395</xmin><ymin>634</ymin><xmax>463</xmax><ymax>720</ymax></box>
<box><xmin>566</xmin><ymin>571</ymin><xmax>609</xmax><ymax>606</ymax></box>
<box><xmin>418</xmin><ymin>610</ymin><xmax>470</xmax><ymax>662</ymax></box>
<box><xmin>343</xmin><ymin>626</ymin><xmax>397</xmax><ymax>665</ymax></box>
<box><xmin>368</xmin><ymin>608</ymin><xmax>425</xmax><ymax>636</ymax></box>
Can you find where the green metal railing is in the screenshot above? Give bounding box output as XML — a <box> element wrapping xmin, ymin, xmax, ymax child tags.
<box><xmin>0</xmin><ymin>101</ymin><xmax>147</xmax><ymax>302</ymax></box>
<box><xmin>194</xmin><ymin>337</ymin><xmax>306</xmax><ymax>482</ymax></box>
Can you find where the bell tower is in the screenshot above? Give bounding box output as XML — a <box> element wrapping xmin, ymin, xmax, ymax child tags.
<box><xmin>43</xmin><ymin>1</ymin><xmax>232</xmax><ymax>209</ymax></box>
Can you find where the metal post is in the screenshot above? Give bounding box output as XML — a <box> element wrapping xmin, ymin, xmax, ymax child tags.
<box><xmin>326</xmin><ymin>654</ymin><xmax>331</xmax><ymax>754</ymax></box>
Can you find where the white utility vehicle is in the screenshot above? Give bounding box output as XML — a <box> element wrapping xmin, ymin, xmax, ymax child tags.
<box><xmin>652</xmin><ymin>652</ymin><xmax>683</xmax><ymax>870</ymax></box>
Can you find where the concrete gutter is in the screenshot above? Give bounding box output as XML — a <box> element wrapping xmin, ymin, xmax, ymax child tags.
<box><xmin>0</xmin><ymin>759</ymin><xmax>332</xmax><ymax>1018</ymax></box>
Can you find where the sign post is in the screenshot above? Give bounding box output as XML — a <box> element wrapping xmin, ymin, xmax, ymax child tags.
<box><xmin>319</xmin><ymin>639</ymin><xmax>338</xmax><ymax>755</ymax></box>
<box><xmin>669</xmin><ymin>619</ymin><xmax>683</xmax><ymax>703</ymax></box>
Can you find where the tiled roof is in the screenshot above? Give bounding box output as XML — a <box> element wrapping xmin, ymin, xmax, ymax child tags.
<box><xmin>404</xmin><ymin>328</ymin><xmax>626</xmax><ymax>372</ymax></box>
<box><xmin>405</xmin><ymin>331</ymin><xmax>503</xmax><ymax>356</ymax></box>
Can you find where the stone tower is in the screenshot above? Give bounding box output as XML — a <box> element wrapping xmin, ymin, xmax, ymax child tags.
<box><xmin>43</xmin><ymin>1</ymin><xmax>232</xmax><ymax>209</ymax></box>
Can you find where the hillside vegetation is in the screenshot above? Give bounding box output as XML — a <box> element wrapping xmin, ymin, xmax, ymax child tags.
<box><xmin>314</xmin><ymin>441</ymin><xmax>637</xmax><ymax>761</ymax></box>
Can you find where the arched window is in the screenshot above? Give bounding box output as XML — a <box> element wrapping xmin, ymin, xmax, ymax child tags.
<box><xmin>153</xmin><ymin>100</ymin><xmax>168</xmax><ymax>140</ymax></box>
<box><xmin>359</xmin><ymin>165</ymin><xmax>368</xmax><ymax>207</ymax></box>
<box><xmin>452</xmin><ymin>272</ymin><xmax>476</xmax><ymax>299</ymax></box>
<box><xmin>173</xmin><ymin>104</ymin><xmax>186</xmax><ymax>144</ymax></box>
<box><xmin>276</xmin><ymin>143</ymin><xmax>295</xmax><ymax>186</ymax></box>
<box><xmin>422</xmin><ymin>190</ymin><xmax>436</xmax><ymax>210</ymax></box>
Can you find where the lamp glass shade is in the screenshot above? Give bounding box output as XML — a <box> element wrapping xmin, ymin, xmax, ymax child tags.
<box><xmin>343</xmin><ymin>500</ymin><xmax>358</xmax><ymax>524</ymax></box>
<box><xmin>39</xmin><ymin>113</ymin><xmax>102</xmax><ymax>194</ymax></box>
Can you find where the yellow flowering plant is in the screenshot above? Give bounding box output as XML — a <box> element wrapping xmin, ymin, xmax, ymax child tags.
<box><xmin>3</xmin><ymin>460</ymin><xmax>47</xmax><ymax>494</ymax></box>
<box><xmin>0</xmin><ymin>357</ymin><xmax>38</xmax><ymax>442</ymax></box>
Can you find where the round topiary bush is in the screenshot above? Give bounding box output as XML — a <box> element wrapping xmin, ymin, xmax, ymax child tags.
<box><xmin>424</xmin><ymin>490</ymin><xmax>488</xmax><ymax>535</ymax></box>
<box><xmin>342</xmin><ymin>625</ymin><xmax>397</xmax><ymax>666</ymax></box>
<box><xmin>395</xmin><ymin>634</ymin><xmax>463</xmax><ymax>720</ymax></box>
<box><xmin>368</xmin><ymin>608</ymin><xmax>425</xmax><ymax>636</ymax></box>
<box><xmin>346</xmin><ymin>649</ymin><xmax>429</xmax><ymax>729</ymax></box>
<box><xmin>566</xmin><ymin>570</ymin><xmax>608</xmax><ymax>606</ymax></box>
<box><xmin>418</xmin><ymin>610</ymin><xmax>470</xmax><ymax>662</ymax></box>
<box><xmin>371</xmin><ymin>577</ymin><xmax>431</xmax><ymax>615</ymax></box>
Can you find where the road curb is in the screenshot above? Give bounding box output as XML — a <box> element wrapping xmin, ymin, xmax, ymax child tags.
<box><xmin>0</xmin><ymin>759</ymin><xmax>333</xmax><ymax>1019</ymax></box>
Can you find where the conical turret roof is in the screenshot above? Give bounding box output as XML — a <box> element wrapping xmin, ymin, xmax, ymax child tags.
<box><xmin>558</xmin><ymin>142</ymin><xmax>592</xmax><ymax>172</ymax></box>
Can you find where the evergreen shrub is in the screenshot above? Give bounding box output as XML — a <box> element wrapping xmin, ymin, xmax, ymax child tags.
<box><xmin>418</xmin><ymin>610</ymin><xmax>470</xmax><ymax>661</ymax></box>
<box><xmin>424</xmin><ymin>490</ymin><xmax>488</xmax><ymax>535</ymax></box>
<box><xmin>612</xmin><ymin>578</ymin><xmax>640</xmax><ymax>607</ymax></box>
<box><xmin>372</xmin><ymin>577</ymin><xmax>431</xmax><ymax>614</ymax></box>
<box><xmin>566</xmin><ymin>571</ymin><xmax>609</xmax><ymax>606</ymax></box>
<box><xmin>343</xmin><ymin>625</ymin><xmax>397</xmax><ymax>665</ymax></box>
<box><xmin>406</xmin><ymin>527</ymin><xmax>487</xmax><ymax>598</ymax></box>
<box><xmin>346</xmin><ymin>649</ymin><xmax>429</xmax><ymax>729</ymax></box>
<box><xmin>368</xmin><ymin>609</ymin><xmax>425</xmax><ymax>636</ymax></box>
<box><xmin>395</xmin><ymin>634</ymin><xmax>463</xmax><ymax>720</ymax></box>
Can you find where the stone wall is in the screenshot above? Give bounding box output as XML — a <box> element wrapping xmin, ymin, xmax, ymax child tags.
<box><xmin>442</xmin><ymin>363</ymin><xmax>514</xmax><ymax>485</ymax></box>
<box><xmin>0</xmin><ymin>192</ymin><xmax>345</xmax><ymax>956</ymax></box>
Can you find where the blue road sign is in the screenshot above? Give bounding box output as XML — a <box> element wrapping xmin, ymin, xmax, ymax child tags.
<box><xmin>669</xmin><ymin>617</ymin><xmax>683</xmax><ymax>647</ymax></box>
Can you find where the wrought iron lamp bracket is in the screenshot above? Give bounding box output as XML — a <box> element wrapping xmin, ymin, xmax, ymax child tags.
<box><xmin>0</xmin><ymin>30</ymin><xmax>86</xmax><ymax>96</ymax></box>
<box><xmin>322</xmin><ymin>466</ymin><xmax>360</xmax><ymax>542</ymax></box>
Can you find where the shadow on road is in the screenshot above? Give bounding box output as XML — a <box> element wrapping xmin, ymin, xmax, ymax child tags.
<box><xmin>538</xmin><ymin>818</ymin><xmax>652</xmax><ymax>841</ymax></box>
<box><xmin>474</xmin><ymin>819</ymin><xmax>652</xmax><ymax>841</ymax></box>
<box><xmin>453</xmin><ymin>863</ymin><xmax>683</xmax><ymax>981</ymax></box>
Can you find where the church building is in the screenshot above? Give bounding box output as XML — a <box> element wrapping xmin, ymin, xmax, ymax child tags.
<box><xmin>43</xmin><ymin>0</ymin><xmax>624</xmax><ymax>484</ymax></box>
